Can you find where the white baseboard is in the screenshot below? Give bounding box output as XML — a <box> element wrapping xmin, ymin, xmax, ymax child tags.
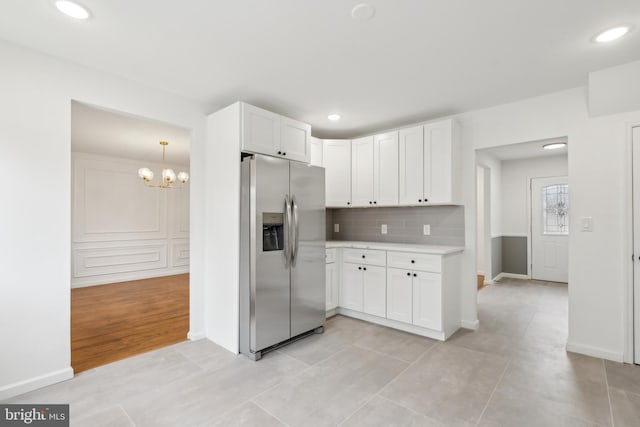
<box><xmin>0</xmin><ymin>367</ymin><xmax>74</xmax><ymax>400</ymax></box>
<box><xmin>484</xmin><ymin>280</ymin><xmax>496</xmax><ymax>285</ymax></box>
<box><xmin>477</xmin><ymin>270</ymin><xmax>485</xmax><ymax>276</ymax></box>
<box><xmin>187</xmin><ymin>331</ymin><xmax>206</xmax><ymax>341</ymax></box>
<box><xmin>325</xmin><ymin>308</ymin><xmax>338</xmax><ymax>318</ymax></box>
<box><xmin>461</xmin><ymin>319</ymin><xmax>479</xmax><ymax>330</ymax></box>
<box><xmin>494</xmin><ymin>273</ymin><xmax>529</xmax><ymax>281</ymax></box>
<box><xmin>72</xmin><ymin>268</ymin><xmax>189</xmax><ymax>288</ymax></box>
<box><xmin>337</xmin><ymin>308</ymin><xmax>446</xmax><ymax>341</ymax></box>
<box><xmin>566</xmin><ymin>341</ymin><xmax>624</xmax><ymax>362</ymax></box>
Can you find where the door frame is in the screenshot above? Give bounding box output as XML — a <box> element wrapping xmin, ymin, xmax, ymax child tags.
<box><xmin>626</xmin><ymin>122</ymin><xmax>640</xmax><ymax>364</ymax></box>
<box><xmin>529</xmin><ymin>175</ymin><xmax>569</xmax><ymax>282</ymax></box>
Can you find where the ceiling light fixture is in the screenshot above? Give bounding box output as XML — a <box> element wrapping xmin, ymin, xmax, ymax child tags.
<box><xmin>138</xmin><ymin>141</ymin><xmax>189</xmax><ymax>188</ymax></box>
<box><xmin>351</xmin><ymin>3</ymin><xmax>375</xmax><ymax>22</ymax></box>
<box><xmin>55</xmin><ymin>0</ymin><xmax>91</xmax><ymax>20</ymax></box>
<box><xmin>543</xmin><ymin>142</ymin><xmax>567</xmax><ymax>150</ymax></box>
<box><xmin>594</xmin><ymin>26</ymin><xmax>630</xmax><ymax>43</ymax></box>
<box><xmin>328</xmin><ymin>114</ymin><xmax>342</xmax><ymax>121</ymax></box>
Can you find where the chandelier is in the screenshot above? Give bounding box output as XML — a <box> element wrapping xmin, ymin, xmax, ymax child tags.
<box><xmin>138</xmin><ymin>141</ymin><xmax>189</xmax><ymax>188</ymax></box>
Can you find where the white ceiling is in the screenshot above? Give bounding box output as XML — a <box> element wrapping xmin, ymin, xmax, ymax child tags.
<box><xmin>71</xmin><ymin>102</ymin><xmax>191</xmax><ymax>165</ymax></box>
<box><xmin>478</xmin><ymin>137</ymin><xmax>568</xmax><ymax>161</ymax></box>
<box><xmin>2</xmin><ymin>1</ymin><xmax>640</xmax><ymax>138</ymax></box>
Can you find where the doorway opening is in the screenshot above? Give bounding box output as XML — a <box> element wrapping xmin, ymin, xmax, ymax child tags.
<box><xmin>475</xmin><ymin>137</ymin><xmax>569</xmax><ymax>341</ymax></box>
<box><xmin>70</xmin><ymin>101</ymin><xmax>191</xmax><ymax>373</ymax></box>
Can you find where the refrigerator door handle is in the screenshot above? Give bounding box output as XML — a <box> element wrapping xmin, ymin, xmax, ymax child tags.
<box><xmin>284</xmin><ymin>195</ymin><xmax>292</xmax><ymax>268</ymax></box>
<box><xmin>292</xmin><ymin>195</ymin><xmax>300</xmax><ymax>267</ymax></box>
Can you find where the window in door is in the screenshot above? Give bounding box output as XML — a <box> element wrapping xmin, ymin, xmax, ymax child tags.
<box><xmin>542</xmin><ymin>184</ymin><xmax>569</xmax><ymax>235</ymax></box>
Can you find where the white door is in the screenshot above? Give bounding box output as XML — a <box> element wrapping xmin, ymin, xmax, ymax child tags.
<box><xmin>412</xmin><ymin>271</ymin><xmax>442</xmax><ymax>330</ymax></box>
<box><xmin>310</xmin><ymin>137</ymin><xmax>323</xmax><ymax>167</ymax></box>
<box><xmin>241</xmin><ymin>103</ymin><xmax>281</xmax><ymax>156</ymax></box>
<box><xmin>374</xmin><ymin>131</ymin><xmax>399</xmax><ymax>206</ymax></box>
<box><xmin>340</xmin><ymin>263</ymin><xmax>363</xmax><ymax>311</ymax></box>
<box><xmin>631</xmin><ymin>126</ymin><xmax>640</xmax><ymax>364</ymax></box>
<box><xmin>399</xmin><ymin>125</ymin><xmax>424</xmax><ymax>205</ymax></box>
<box><xmin>531</xmin><ymin>176</ymin><xmax>569</xmax><ymax>282</ymax></box>
<box><xmin>351</xmin><ymin>136</ymin><xmax>374</xmax><ymax>207</ymax></box>
<box><xmin>326</xmin><ymin>262</ymin><xmax>337</xmax><ymax>311</ymax></box>
<box><xmin>324</xmin><ymin>140</ymin><xmax>351</xmax><ymax>207</ymax></box>
<box><xmin>363</xmin><ymin>265</ymin><xmax>386</xmax><ymax>317</ymax></box>
<box><xmin>386</xmin><ymin>268</ymin><xmax>413</xmax><ymax>323</ymax></box>
<box><xmin>280</xmin><ymin>117</ymin><xmax>310</xmax><ymax>163</ymax></box>
<box><xmin>426</xmin><ymin>120</ymin><xmax>453</xmax><ymax>203</ymax></box>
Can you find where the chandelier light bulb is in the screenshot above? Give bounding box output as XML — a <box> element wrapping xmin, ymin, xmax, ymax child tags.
<box><xmin>163</xmin><ymin>169</ymin><xmax>176</xmax><ymax>184</ymax></box>
<box><xmin>177</xmin><ymin>171</ymin><xmax>190</xmax><ymax>184</ymax></box>
<box><xmin>138</xmin><ymin>167</ymin><xmax>153</xmax><ymax>181</ymax></box>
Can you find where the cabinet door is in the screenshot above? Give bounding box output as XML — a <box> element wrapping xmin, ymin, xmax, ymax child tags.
<box><xmin>374</xmin><ymin>132</ymin><xmax>399</xmax><ymax>206</ymax></box>
<box><xmin>340</xmin><ymin>263</ymin><xmax>363</xmax><ymax>312</ymax></box>
<box><xmin>326</xmin><ymin>263</ymin><xmax>337</xmax><ymax>311</ymax></box>
<box><xmin>310</xmin><ymin>137</ymin><xmax>323</xmax><ymax>167</ymax></box>
<box><xmin>399</xmin><ymin>126</ymin><xmax>424</xmax><ymax>205</ymax></box>
<box><xmin>412</xmin><ymin>271</ymin><xmax>442</xmax><ymax>330</ymax></box>
<box><xmin>363</xmin><ymin>265</ymin><xmax>386</xmax><ymax>317</ymax></box>
<box><xmin>281</xmin><ymin>117</ymin><xmax>311</xmax><ymax>163</ymax></box>
<box><xmin>424</xmin><ymin>120</ymin><xmax>452</xmax><ymax>203</ymax></box>
<box><xmin>386</xmin><ymin>268</ymin><xmax>413</xmax><ymax>324</ymax></box>
<box><xmin>242</xmin><ymin>103</ymin><xmax>281</xmax><ymax>156</ymax></box>
<box><xmin>324</xmin><ymin>140</ymin><xmax>352</xmax><ymax>207</ymax></box>
<box><xmin>351</xmin><ymin>136</ymin><xmax>374</xmax><ymax>207</ymax></box>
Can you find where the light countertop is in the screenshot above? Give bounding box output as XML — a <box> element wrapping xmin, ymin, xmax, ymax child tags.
<box><xmin>326</xmin><ymin>240</ymin><xmax>464</xmax><ymax>255</ymax></box>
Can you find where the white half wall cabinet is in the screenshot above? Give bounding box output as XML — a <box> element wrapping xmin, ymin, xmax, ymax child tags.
<box><xmin>310</xmin><ymin>136</ymin><xmax>323</xmax><ymax>167</ymax></box>
<box><xmin>241</xmin><ymin>102</ymin><xmax>311</xmax><ymax>163</ymax></box>
<box><xmin>328</xmin><ymin>244</ymin><xmax>463</xmax><ymax>341</ymax></box>
<box><xmin>71</xmin><ymin>153</ymin><xmax>190</xmax><ymax>287</ymax></box>
<box><xmin>321</xmin><ymin>118</ymin><xmax>460</xmax><ymax>208</ymax></box>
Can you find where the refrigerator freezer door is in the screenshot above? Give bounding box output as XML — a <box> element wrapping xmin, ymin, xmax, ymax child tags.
<box><xmin>250</xmin><ymin>155</ymin><xmax>292</xmax><ymax>352</ymax></box>
<box><xmin>289</xmin><ymin>162</ymin><xmax>326</xmax><ymax>337</ymax></box>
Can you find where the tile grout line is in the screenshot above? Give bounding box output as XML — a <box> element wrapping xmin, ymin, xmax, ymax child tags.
<box><xmin>474</xmin><ymin>359</ymin><xmax>511</xmax><ymax>427</ymax></box>
<box><xmin>118</xmin><ymin>403</ymin><xmax>137</xmax><ymax>427</ymax></box>
<box><xmin>602</xmin><ymin>359</ymin><xmax>615</xmax><ymax>427</ymax></box>
<box><xmin>336</xmin><ymin>342</ymin><xmax>441</xmax><ymax>426</ymax></box>
<box><xmin>250</xmin><ymin>399</ymin><xmax>292</xmax><ymax>427</ymax></box>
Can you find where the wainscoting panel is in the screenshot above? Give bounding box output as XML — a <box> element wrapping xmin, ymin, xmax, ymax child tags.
<box><xmin>71</xmin><ymin>153</ymin><xmax>190</xmax><ymax>287</ymax></box>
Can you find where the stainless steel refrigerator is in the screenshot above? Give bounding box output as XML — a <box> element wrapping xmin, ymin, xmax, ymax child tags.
<box><xmin>240</xmin><ymin>153</ymin><xmax>326</xmax><ymax>360</ymax></box>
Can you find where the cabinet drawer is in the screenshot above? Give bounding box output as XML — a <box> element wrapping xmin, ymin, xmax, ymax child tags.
<box><xmin>325</xmin><ymin>248</ymin><xmax>336</xmax><ymax>264</ymax></box>
<box><xmin>387</xmin><ymin>251</ymin><xmax>441</xmax><ymax>273</ymax></box>
<box><xmin>343</xmin><ymin>248</ymin><xmax>386</xmax><ymax>267</ymax></box>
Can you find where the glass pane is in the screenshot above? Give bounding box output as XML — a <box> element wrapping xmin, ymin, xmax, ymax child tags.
<box><xmin>543</xmin><ymin>184</ymin><xmax>569</xmax><ymax>235</ymax></box>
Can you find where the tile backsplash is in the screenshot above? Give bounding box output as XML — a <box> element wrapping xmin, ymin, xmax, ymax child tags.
<box><xmin>326</xmin><ymin>205</ymin><xmax>465</xmax><ymax>246</ymax></box>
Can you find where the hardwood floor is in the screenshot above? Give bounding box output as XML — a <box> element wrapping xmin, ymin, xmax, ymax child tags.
<box><xmin>71</xmin><ymin>274</ymin><xmax>189</xmax><ymax>373</ymax></box>
<box><xmin>477</xmin><ymin>274</ymin><xmax>485</xmax><ymax>290</ymax></box>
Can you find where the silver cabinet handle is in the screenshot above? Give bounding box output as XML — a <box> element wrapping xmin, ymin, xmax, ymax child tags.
<box><xmin>284</xmin><ymin>195</ymin><xmax>292</xmax><ymax>268</ymax></box>
<box><xmin>291</xmin><ymin>195</ymin><xmax>300</xmax><ymax>267</ymax></box>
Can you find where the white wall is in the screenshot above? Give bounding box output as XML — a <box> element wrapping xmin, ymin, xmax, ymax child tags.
<box><xmin>476</xmin><ymin>167</ymin><xmax>484</xmax><ymax>275</ymax></box>
<box><xmin>501</xmin><ymin>155</ymin><xmax>568</xmax><ymax>236</ymax></box>
<box><xmin>71</xmin><ymin>153</ymin><xmax>190</xmax><ymax>287</ymax></box>
<box><xmin>0</xmin><ymin>40</ymin><xmax>207</xmax><ymax>399</ymax></box>
<box><xmin>459</xmin><ymin>86</ymin><xmax>640</xmax><ymax>362</ymax></box>
<box><xmin>589</xmin><ymin>59</ymin><xmax>640</xmax><ymax>117</ymax></box>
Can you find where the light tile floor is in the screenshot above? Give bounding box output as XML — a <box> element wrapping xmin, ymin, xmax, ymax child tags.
<box><xmin>5</xmin><ymin>279</ymin><xmax>640</xmax><ymax>426</ymax></box>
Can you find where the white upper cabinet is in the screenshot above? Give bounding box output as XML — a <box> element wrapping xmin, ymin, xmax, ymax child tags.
<box><xmin>310</xmin><ymin>137</ymin><xmax>323</xmax><ymax>167</ymax></box>
<box><xmin>241</xmin><ymin>103</ymin><xmax>310</xmax><ymax>163</ymax></box>
<box><xmin>399</xmin><ymin>119</ymin><xmax>459</xmax><ymax>205</ymax></box>
<box><xmin>399</xmin><ymin>126</ymin><xmax>424</xmax><ymax>205</ymax></box>
<box><xmin>351</xmin><ymin>136</ymin><xmax>374</xmax><ymax>207</ymax></box>
<box><xmin>324</xmin><ymin>140</ymin><xmax>352</xmax><ymax>207</ymax></box>
<box><xmin>374</xmin><ymin>131</ymin><xmax>399</xmax><ymax>206</ymax></box>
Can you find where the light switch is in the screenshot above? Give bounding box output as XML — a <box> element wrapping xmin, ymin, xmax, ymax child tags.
<box><xmin>334</xmin><ymin>224</ymin><xmax>339</xmax><ymax>233</ymax></box>
<box><xmin>381</xmin><ymin>224</ymin><xmax>387</xmax><ymax>234</ymax></box>
<box><xmin>581</xmin><ymin>217</ymin><xmax>593</xmax><ymax>232</ymax></box>
<box><xmin>423</xmin><ymin>224</ymin><xmax>431</xmax><ymax>235</ymax></box>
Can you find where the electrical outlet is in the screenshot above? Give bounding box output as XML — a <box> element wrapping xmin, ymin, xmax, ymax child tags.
<box><xmin>423</xmin><ymin>224</ymin><xmax>431</xmax><ymax>235</ymax></box>
<box><xmin>334</xmin><ymin>223</ymin><xmax>339</xmax><ymax>233</ymax></box>
<box><xmin>381</xmin><ymin>224</ymin><xmax>387</xmax><ymax>234</ymax></box>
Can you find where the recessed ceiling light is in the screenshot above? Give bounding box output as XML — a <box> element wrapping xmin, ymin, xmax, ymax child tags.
<box><xmin>328</xmin><ymin>114</ymin><xmax>342</xmax><ymax>121</ymax></box>
<box><xmin>351</xmin><ymin>3</ymin><xmax>375</xmax><ymax>22</ymax></box>
<box><xmin>593</xmin><ymin>26</ymin><xmax>630</xmax><ymax>43</ymax></box>
<box><xmin>543</xmin><ymin>143</ymin><xmax>567</xmax><ymax>150</ymax></box>
<box><xmin>55</xmin><ymin>1</ymin><xmax>91</xmax><ymax>20</ymax></box>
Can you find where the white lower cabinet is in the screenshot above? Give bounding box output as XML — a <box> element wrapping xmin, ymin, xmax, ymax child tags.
<box><xmin>341</xmin><ymin>263</ymin><xmax>364</xmax><ymax>311</ymax></box>
<box><xmin>412</xmin><ymin>271</ymin><xmax>442</xmax><ymax>330</ymax></box>
<box><xmin>386</xmin><ymin>268</ymin><xmax>413</xmax><ymax>323</ymax></box>
<box><xmin>363</xmin><ymin>265</ymin><xmax>386</xmax><ymax>317</ymax></box>
<box><xmin>326</xmin><ymin>262</ymin><xmax>338</xmax><ymax>311</ymax></box>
